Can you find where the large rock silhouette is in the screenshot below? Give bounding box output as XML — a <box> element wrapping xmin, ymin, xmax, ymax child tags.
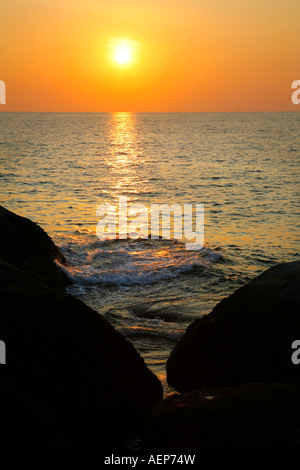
<box><xmin>141</xmin><ymin>383</ymin><xmax>300</xmax><ymax>450</ymax></box>
<box><xmin>167</xmin><ymin>261</ymin><xmax>300</xmax><ymax>392</ymax></box>
<box><xmin>0</xmin><ymin>205</ymin><xmax>162</xmax><ymax>449</ymax></box>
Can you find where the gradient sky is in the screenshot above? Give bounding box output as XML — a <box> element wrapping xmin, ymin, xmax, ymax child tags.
<box><xmin>1</xmin><ymin>0</ymin><xmax>300</xmax><ymax>112</ymax></box>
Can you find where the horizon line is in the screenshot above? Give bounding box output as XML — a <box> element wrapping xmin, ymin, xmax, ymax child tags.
<box><xmin>0</xmin><ymin>110</ymin><xmax>299</xmax><ymax>114</ymax></box>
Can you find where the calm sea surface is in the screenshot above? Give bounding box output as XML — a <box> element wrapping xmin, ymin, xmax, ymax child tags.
<box><xmin>1</xmin><ymin>112</ymin><xmax>299</xmax><ymax>393</ymax></box>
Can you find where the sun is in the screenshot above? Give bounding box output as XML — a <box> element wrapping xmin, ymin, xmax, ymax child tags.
<box><xmin>108</xmin><ymin>38</ymin><xmax>139</xmax><ymax>68</ymax></box>
<box><xmin>114</xmin><ymin>44</ymin><xmax>131</xmax><ymax>65</ymax></box>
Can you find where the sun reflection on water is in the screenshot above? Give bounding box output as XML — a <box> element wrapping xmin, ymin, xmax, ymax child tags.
<box><xmin>100</xmin><ymin>112</ymin><xmax>151</xmax><ymax>238</ymax></box>
<box><xmin>108</xmin><ymin>112</ymin><xmax>146</xmax><ymax>199</ymax></box>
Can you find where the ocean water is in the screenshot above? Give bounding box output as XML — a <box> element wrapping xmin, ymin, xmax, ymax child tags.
<box><xmin>1</xmin><ymin>112</ymin><xmax>299</xmax><ymax>394</ymax></box>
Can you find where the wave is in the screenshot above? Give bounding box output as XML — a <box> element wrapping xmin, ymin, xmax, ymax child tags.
<box><xmin>58</xmin><ymin>261</ymin><xmax>205</xmax><ymax>287</ymax></box>
<box><xmin>128</xmin><ymin>302</ymin><xmax>196</xmax><ymax>323</ymax></box>
<box><xmin>117</xmin><ymin>326</ymin><xmax>184</xmax><ymax>341</ymax></box>
<box><xmin>57</xmin><ymin>237</ymin><xmax>224</xmax><ymax>288</ymax></box>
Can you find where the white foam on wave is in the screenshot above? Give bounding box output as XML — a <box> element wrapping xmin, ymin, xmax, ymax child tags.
<box><xmin>58</xmin><ymin>238</ymin><xmax>224</xmax><ymax>288</ymax></box>
<box><xmin>58</xmin><ymin>261</ymin><xmax>199</xmax><ymax>286</ymax></box>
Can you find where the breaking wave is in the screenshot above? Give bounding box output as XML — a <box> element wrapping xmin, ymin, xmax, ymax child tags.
<box><xmin>57</xmin><ymin>238</ymin><xmax>224</xmax><ymax>288</ymax></box>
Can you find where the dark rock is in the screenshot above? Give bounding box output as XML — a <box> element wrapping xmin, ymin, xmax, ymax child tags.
<box><xmin>0</xmin><ymin>205</ymin><xmax>69</xmax><ymax>288</ymax></box>
<box><xmin>0</xmin><ymin>205</ymin><xmax>163</xmax><ymax>448</ymax></box>
<box><xmin>141</xmin><ymin>383</ymin><xmax>300</xmax><ymax>450</ymax></box>
<box><xmin>167</xmin><ymin>261</ymin><xmax>300</xmax><ymax>392</ymax></box>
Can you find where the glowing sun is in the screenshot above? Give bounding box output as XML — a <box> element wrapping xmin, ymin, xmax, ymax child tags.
<box><xmin>109</xmin><ymin>39</ymin><xmax>139</xmax><ymax>67</ymax></box>
<box><xmin>115</xmin><ymin>44</ymin><xmax>131</xmax><ymax>65</ymax></box>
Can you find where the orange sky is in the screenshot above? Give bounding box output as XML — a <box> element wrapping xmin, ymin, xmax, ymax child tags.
<box><xmin>1</xmin><ymin>0</ymin><xmax>300</xmax><ymax>112</ymax></box>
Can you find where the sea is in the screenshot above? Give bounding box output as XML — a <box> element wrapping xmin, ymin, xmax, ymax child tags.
<box><xmin>1</xmin><ymin>112</ymin><xmax>299</xmax><ymax>395</ymax></box>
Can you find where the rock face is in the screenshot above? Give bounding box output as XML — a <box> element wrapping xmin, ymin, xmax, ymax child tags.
<box><xmin>167</xmin><ymin>261</ymin><xmax>300</xmax><ymax>392</ymax></box>
<box><xmin>141</xmin><ymin>383</ymin><xmax>300</xmax><ymax>450</ymax></box>
<box><xmin>0</xmin><ymin>205</ymin><xmax>68</xmax><ymax>287</ymax></box>
<box><xmin>141</xmin><ymin>262</ymin><xmax>300</xmax><ymax>450</ymax></box>
<box><xmin>0</xmin><ymin>205</ymin><xmax>162</xmax><ymax>449</ymax></box>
